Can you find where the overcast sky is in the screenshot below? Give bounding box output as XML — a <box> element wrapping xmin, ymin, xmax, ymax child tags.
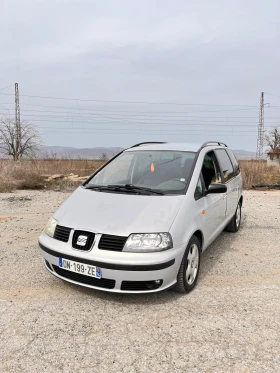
<box><xmin>1</xmin><ymin>0</ymin><xmax>280</xmax><ymax>151</ymax></box>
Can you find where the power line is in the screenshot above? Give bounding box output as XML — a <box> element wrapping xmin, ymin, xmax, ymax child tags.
<box><xmin>37</xmin><ymin>129</ymin><xmax>260</xmax><ymax>137</ymax></box>
<box><xmin>1</xmin><ymin>87</ymin><xmax>274</xmax><ymax>147</ymax></box>
<box><xmin>2</xmin><ymin>110</ymin><xmax>279</xmax><ymax>129</ymax></box>
<box><xmin>15</xmin><ymin>83</ymin><xmax>21</xmax><ymax>159</ymax></box>
<box><xmin>0</xmin><ymin>84</ymin><xmax>14</xmax><ymax>91</ymax></box>
<box><xmin>0</xmin><ymin>104</ymin><xmax>10</xmax><ymax>112</ymax></box>
<box><xmin>264</xmin><ymin>92</ymin><xmax>280</xmax><ymax>99</ymax></box>
<box><xmin>2</xmin><ymin>114</ymin><xmax>276</xmax><ymax>128</ymax></box>
<box><xmin>0</xmin><ymin>91</ymin><xmax>259</xmax><ymax>107</ymax></box>
<box><xmin>4</xmin><ymin>104</ymin><xmax>280</xmax><ymax>120</ymax></box>
<box><xmin>35</xmin><ymin>125</ymin><xmax>261</xmax><ymax>132</ymax></box>
<box><xmin>256</xmin><ymin>92</ymin><xmax>265</xmax><ymax>159</ymax></box>
<box><xmin>7</xmin><ymin>107</ymin><xmax>262</xmax><ymax>119</ymax></box>
<box><xmin>37</xmin><ymin>128</ymin><xmax>259</xmax><ymax>133</ymax></box>
<box><xmin>41</xmin><ymin>131</ymin><xmax>258</xmax><ymax>138</ymax></box>
<box><xmin>0</xmin><ymin>100</ymin><xmax>261</xmax><ymax>113</ymax></box>
<box><xmin>0</xmin><ymin>104</ymin><xmax>266</xmax><ymax>123</ymax></box>
<box><xmin>6</xmin><ymin>112</ymin><xmax>264</xmax><ymax>124</ymax></box>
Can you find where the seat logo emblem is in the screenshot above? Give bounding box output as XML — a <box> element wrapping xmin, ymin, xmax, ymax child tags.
<box><xmin>77</xmin><ymin>235</ymin><xmax>88</xmax><ymax>246</ymax></box>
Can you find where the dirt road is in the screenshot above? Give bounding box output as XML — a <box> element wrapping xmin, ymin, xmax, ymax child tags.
<box><xmin>0</xmin><ymin>190</ymin><xmax>279</xmax><ymax>372</ymax></box>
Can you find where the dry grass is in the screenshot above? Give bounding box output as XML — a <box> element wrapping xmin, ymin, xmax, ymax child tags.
<box><xmin>240</xmin><ymin>160</ymin><xmax>280</xmax><ymax>189</ymax></box>
<box><xmin>0</xmin><ymin>159</ymin><xmax>104</xmax><ymax>193</ymax></box>
<box><xmin>0</xmin><ymin>158</ymin><xmax>279</xmax><ymax>193</ymax></box>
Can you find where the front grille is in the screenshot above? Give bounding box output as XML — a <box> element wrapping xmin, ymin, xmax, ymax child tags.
<box><xmin>121</xmin><ymin>280</ymin><xmax>163</xmax><ymax>291</ymax></box>
<box><xmin>98</xmin><ymin>234</ymin><xmax>127</xmax><ymax>251</ymax></box>
<box><xmin>54</xmin><ymin>225</ymin><xmax>71</xmax><ymax>242</ymax></box>
<box><xmin>53</xmin><ymin>266</ymin><xmax>115</xmax><ymax>289</ymax></box>
<box><xmin>72</xmin><ymin>230</ymin><xmax>95</xmax><ymax>251</ymax></box>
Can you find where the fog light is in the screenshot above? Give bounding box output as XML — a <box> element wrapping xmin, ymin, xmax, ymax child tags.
<box><xmin>146</xmin><ymin>279</ymin><xmax>163</xmax><ymax>290</ymax></box>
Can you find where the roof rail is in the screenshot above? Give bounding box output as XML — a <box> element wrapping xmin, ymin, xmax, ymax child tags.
<box><xmin>201</xmin><ymin>141</ymin><xmax>228</xmax><ymax>148</ymax></box>
<box><xmin>130</xmin><ymin>142</ymin><xmax>166</xmax><ymax>148</ymax></box>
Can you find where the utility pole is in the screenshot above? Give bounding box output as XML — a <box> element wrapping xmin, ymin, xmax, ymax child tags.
<box><xmin>15</xmin><ymin>83</ymin><xmax>21</xmax><ymax>160</ymax></box>
<box><xmin>256</xmin><ymin>92</ymin><xmax>264</xmax><ymax>159</ymax></box>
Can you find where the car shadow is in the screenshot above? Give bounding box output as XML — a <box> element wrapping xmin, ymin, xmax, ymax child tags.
<box><xmin>199</xmin><ymin>216</ymin><xmax>245</xmax><ymax>281</ymax></box>
<box><xmin>63</xmin><ymin>278</ymin><xmax>185</xmax><ymax>305</ymax></box>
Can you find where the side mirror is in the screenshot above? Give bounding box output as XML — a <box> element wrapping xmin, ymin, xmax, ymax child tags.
<box><xmin>206</xmin><ymin>183</ymin><xmax>227</xmax><ymax>194</ymax></box>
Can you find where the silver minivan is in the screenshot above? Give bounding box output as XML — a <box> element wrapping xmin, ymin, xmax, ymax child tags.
<box><xmin>39</xmin><ymin>141</ymin><xmax>243</xmax><ymax>293</ymax></box>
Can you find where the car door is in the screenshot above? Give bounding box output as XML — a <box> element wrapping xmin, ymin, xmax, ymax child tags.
<box><xmin>200</xmin><ymin>151</ymin><xmax>227</xmax><ymax>243</ymax></box>
<box><xmin>215</xmin><ymin>149</ymin><xmax>238</xmax><ymax>219</ymax></box>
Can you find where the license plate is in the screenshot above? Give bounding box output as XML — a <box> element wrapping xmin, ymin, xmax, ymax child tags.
<box><xmin>59</xmin><ymin>258</ymin><xmax>101</xmax><ymax>279</ymax></box>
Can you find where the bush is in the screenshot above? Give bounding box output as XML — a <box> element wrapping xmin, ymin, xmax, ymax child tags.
<box><xmin>239</xmin><ymin>161</ymin><xmax>280</xmax><ymax>189</ymax></box>
<box><xmin>0</xmin><ymin>158</ymin><xmax>104</xmax><ymax>193</ymax></box>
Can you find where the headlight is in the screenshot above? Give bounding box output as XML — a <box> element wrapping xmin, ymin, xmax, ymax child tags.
<box><xmin>123</xmin><ymin>233</ymin><xmax>172</xmax><ymax>252</ymax></box>
<box><xmin>44</xmin><ymin>217</ymin><xmax>58</xmax><ymax>238</ymax></box>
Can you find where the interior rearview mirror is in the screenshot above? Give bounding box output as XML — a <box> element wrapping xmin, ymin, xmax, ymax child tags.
<box><xmin>206</xmin><ymin>183</ymin><xmax>227</xmax><ymax>194</ymax></box>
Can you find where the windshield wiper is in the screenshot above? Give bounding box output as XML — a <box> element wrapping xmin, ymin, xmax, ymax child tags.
<box><xmin>85</xmin><ymin>185</ymin><xmax>107</xmax><ymax>190</ymax></box>
<box><xmin>109</xmin><ymin>184</ymin><xmax>164</xmax><ymax>195</ymax></box>
<box><xmin>85</xmin><ymin>184</ymin><xmax>164</xmax><ymax>195</ymax></box>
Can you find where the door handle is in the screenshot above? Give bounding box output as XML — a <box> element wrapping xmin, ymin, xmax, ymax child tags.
<box><xmin>223</xmin><ymin>195</ymin><xmax>227</xmax><ymax>200</ymax></box>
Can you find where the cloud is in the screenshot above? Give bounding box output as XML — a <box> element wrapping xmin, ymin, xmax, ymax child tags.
<box><xmin>0</xmin><ymin>0</ymin><xmax>279</xmax><ymax>150</ymax></box>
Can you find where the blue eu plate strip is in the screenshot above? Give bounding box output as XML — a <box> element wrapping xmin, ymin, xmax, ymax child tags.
<box><xmin>96</xmin><ymin>267</ymin><xmax>101</xmax><ymax>278</ymax></box>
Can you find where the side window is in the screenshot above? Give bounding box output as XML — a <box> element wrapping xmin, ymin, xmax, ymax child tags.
<box><xmin>226</xmin><ymin>149</ymin><xmax>240</xmax><ymax>175</ymax></box>
<box><xmin>201</xmin><ymin>151</ymin><xmax>222</xmax><ymax>189</ymax></box>
<box><xmin>215</xmin><ymin>149</ymin><xmax>235</xmax><ymax>182</ymax></box>
<box><xmin>194</xmin><ymin>176</ymin><xmax>204</xmax><ymax>200</ymax></box>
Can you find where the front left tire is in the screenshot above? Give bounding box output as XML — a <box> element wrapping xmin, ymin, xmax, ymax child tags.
<box><xmin>173</xmin><ymin>235</ymin><xmax>201</xmax><ymax>293</ymax></box>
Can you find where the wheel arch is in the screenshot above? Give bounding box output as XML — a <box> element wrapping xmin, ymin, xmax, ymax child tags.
<box><xmin>239</xmin><ymin>195</ymin><xmax>243</xmax><ymax>206</ymax></box>
<box><xmin>192</xmin><ymin>230</ymin><xmax>204</xmax><ymax>251</ymax></box>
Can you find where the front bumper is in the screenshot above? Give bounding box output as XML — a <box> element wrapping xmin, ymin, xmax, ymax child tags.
<box><xmin>38</xmin><ymin>233</ymin><xmax>185</xmax><ymax>293</ymax></box>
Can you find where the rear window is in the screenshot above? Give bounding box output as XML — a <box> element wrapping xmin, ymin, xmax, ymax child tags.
<box><xmin>226</xmin><ymin>149</ymin><xmax>240</xmax><ymax>175</ymax></box>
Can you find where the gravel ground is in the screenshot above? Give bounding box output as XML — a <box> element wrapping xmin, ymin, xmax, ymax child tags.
<box><xmin>0</xmin><ymin>190</ymin><xmax>279</xmax><ymax>373</ymax></box>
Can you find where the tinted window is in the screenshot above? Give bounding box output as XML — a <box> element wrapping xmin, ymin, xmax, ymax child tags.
<box><xmin>226</xmin><ymin>149</ymin><xmax>240</xmax><ymax>175</ymax></box>
<box><xmin>201</xmin><ymin>151</ymin><xmax>222</xmax><ymax>189</ymax></box>
<box><xmin>215</xmin><ymin>149</ymin><xmax>235</xmax><ymax>182</ymax></box>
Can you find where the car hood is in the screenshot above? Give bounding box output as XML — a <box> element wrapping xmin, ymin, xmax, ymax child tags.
<box><xmin>53</xmin><ymin>187</ymin><xmax>184</xmax><ymax>236</ymax></box>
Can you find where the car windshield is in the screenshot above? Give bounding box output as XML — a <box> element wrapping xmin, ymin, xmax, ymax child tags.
<box><xmin>85</xmin><ymin>150</ymin><xmax>196</xmax><ymax>194</ymax></box>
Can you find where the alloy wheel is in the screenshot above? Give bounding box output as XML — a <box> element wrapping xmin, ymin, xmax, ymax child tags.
<box><xmin>186</xmin><ymin>244</ymin><xmax>199</xmax><ymax>285</ymax></box>
<box><xmin>236</xmin><ymin>204</ymin><xmax>241</xmax><ymax>227</ymax></box>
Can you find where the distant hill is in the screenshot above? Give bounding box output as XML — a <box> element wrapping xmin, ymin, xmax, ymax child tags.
<box><xmin>1</xmin><ymin>146</ymin><xmax>256</xmax><ymax>160</ymax></box>
<box><xmin>232</xmin><ymin>149</ymin><xmax>256</xmax><ymax>160</ymax></box>
<box><xmin>39</xmin><ymin>146</ymin><xmax>124</xmax><ymax>159</ymax></box>
<box><xmin>40</xmin><ymin>146</ymin><xmax>255</xmax><ymax>160</ymax></box>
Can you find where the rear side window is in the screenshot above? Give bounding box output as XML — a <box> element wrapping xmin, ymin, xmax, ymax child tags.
<box><xmin>226</xmin><ymin>149</ymin><xmax>240</xmax><ymax>175</ymax></box>
<box><xmin>215</xmin><ymin>149</ymin><xmax>235</xmax><ymax>182</ymax></box>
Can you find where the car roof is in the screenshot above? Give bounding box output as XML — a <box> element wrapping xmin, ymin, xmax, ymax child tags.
<box><xmin>125</xmin><ymin>142</ymin><xmax>227</xmax><ymax>153</ymax></box>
